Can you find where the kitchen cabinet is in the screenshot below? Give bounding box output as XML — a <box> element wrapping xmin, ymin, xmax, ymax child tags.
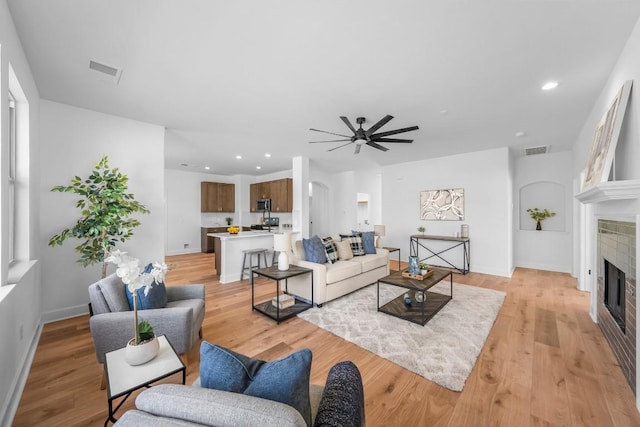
<box><xmin>201</xmin><ymin>182</ymin><xmax>235</xmax><ymax>212</ymax></box>
<box><xmin>201</xmin><ymin>226</ymin><xmax>250</xmax><ymax>252</ymax></box>
<box><xmin>249</xmin><ymin>178</ymin><xmax>292</xmax><ymax>212</ymax></box>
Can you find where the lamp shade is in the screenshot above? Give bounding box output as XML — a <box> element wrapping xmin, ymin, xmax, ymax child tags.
<box><xmin>374</xmin><ymin>225</ymin><xmax>386</xmax><ymax>237</ymax></box>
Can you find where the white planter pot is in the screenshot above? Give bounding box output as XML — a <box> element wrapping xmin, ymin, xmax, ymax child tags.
<box><xmin>125</xmin><ymin>336</ymin><xmax>159</xmax><ymax>366</ymax></box>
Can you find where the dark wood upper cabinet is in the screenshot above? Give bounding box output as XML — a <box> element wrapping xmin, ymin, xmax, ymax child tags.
<box><xmin>249</xmin><ymin>178</ymin><xmax>292</xmax><ymax>212</ymax></box>
<box><xmin>201</xmin><ymin>182</ymin><xmax>235</xmax><ymax>212</ymax></box>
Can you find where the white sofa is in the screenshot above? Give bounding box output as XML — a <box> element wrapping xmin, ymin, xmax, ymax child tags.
<box><xmin>287</xmin><ymin>238</ymin><xmax>389</xmax><ymax>306</ymax></box>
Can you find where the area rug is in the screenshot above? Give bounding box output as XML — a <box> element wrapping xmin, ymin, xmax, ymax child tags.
<box><xmin>298</xmin><ymin>281</ymin><xmax>505</xmax><ymax>391</ymax></box>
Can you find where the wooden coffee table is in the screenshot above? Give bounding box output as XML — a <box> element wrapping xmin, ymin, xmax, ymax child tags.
<box><xmin>377</xmin><ymin>269</ymin><xmax>453</xmax><ymax>325</ymax></box>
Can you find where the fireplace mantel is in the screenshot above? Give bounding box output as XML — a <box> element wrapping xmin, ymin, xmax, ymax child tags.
<box><xmin>576</xmin><ymin>179</ymin><xmax>640</xmax><ymax>204</ymax></box>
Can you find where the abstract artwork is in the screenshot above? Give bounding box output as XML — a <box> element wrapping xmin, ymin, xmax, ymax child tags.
<box><xmin>420</xmin><ymin>188</ymin><xmax>464</xmax><ymax>221</ymax></box>
<box><xmin>582</xmin><ymin>80</ymin><xmax>633</xmax><ymax>191</ymax></box>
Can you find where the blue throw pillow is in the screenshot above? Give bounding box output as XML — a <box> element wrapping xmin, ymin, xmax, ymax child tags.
<box><xmin>125</xmin><ymin>264</ymin><xmax>168</xmax><ymax>310</ymax></box>
<box><xmin>352</xmin><ymin>230</ymin><xmax>376</xmax><ymax>254</ymax></box>
<box><xmin>200</xmin><ymin>342</ymin><xmax>312</xmax><ymax>426</ymax></box>
<box><xmin>303</xmin><ymin>235</ymin><xmax>327</xmax><ymax>264</ymax></box>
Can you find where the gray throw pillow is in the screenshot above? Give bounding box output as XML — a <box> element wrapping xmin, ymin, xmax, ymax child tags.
<box><xmin>303</xmin><ymin>235</ymin><xmax>327</xmax><ymax>264</ymax></box>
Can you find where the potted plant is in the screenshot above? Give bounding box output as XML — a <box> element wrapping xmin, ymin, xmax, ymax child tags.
<box><xmin>526</xmin><ymin>208</ymin><xmax>556</xmax><ymax>231</ymax></box>
<box><xmin>419</xmin><ymin>263</ymin><xmax>429</xmax><ymax>275</ymax></box>
<box><xmin>225</xmin><ymin>217</ymin><xmax>233</xmax><ymax>226</ymax></box>
<box><xmin>48</xmin><ymin>155</ymin><xmax>149</xmax><ymax>279</ymax></box>
<box><xmin>417</xmin><ymin>226</ymin><xmax>426</xmax><ymax>235</ymax></box>
<box><xmin>105</xmin><ymin>249</ymin><xmax>168</xmax><ymax>365</ymax></box>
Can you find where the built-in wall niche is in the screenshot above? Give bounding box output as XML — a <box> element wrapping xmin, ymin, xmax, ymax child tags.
<box><xmin>519</xmin><ymin>181</ymin><xmax>565</xmax><ymax>232</ymax></box>
<box><xmin>357</xmin><ymin>192</ymin><xmax>370</xmax><ymax>227</ymax></box>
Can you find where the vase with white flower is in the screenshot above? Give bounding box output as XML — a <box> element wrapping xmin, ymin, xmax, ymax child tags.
<box><xmin>105</xmin><ymin>249</ymin><xmax>168</xmax><ymax>365</ymax></box>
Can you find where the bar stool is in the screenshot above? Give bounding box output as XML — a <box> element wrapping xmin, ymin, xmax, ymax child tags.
<box><xmin>240</xmin><ymin>248</ymin><xmax>268</xmax><ymax>280</ymax></box>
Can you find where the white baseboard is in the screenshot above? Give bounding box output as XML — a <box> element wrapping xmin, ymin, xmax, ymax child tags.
<box><xmin>166</xmin><ymin>248</ymin><xmax>203</xmax><ymax>256</ymax></box>
<box><xmin>0</xmin><ymin>321</ymin><xmax>43</xmax><ymax>427</ymax></box>
<box><xmin>41</xmin><ymin>304</ymin><xmax>89</xmax><ymax>324</ymax></box>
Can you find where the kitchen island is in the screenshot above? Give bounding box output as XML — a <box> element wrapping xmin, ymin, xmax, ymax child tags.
<box><xmin>208</xmin><ymin>231</ymin><xmax>277</xmax><ymax>283</ymax></box>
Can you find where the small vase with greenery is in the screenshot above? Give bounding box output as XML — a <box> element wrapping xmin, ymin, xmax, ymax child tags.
<box><xmin>225</xmin><ymin>217</ymin><xmax>233</xmax><ymax>226</ymax></box>
<box><xmin>526</xmin><ymin>208</ymin><xmax>556</xmax><ymax>231</ymax></box>
<box><xmin>419</xmin><ymin>262</ymin><xmax>429</xmax><ymax>274</ymax></box>
<box><xmin>48</xmin><ymin>155</ymin><xmax>149</xmax><ymax>278</ymax></box>
<box><xmin>417</xmin><ymin>226</ymin><xmax>426</xmax><ymax>235</ymax></box>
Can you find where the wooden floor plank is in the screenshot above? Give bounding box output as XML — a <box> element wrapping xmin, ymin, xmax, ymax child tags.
<box><xmin>11</xmin><ymin>254</ymin><xmax>640</xmax><ymax>426</ymax></box>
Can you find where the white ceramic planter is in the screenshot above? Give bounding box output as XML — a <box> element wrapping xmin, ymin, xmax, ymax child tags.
<box><xmin>125</xmin><ymin>336</ymin><xmax>159</xmax><ymax>366</ymax></box>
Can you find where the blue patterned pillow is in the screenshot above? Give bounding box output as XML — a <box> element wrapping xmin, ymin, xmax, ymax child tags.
<box><xmin>303</xmin><ymin>235</ymin><xmax>327</xmax><ymax>264</ymax></box>
<box><xmin>341</xmin><ymin>235</ymin><xmax>365</xmax><ymax>256</ymax></box>
<box><xmin>352</xmin><ymin>230</ymin><xmax>376</xmax><ymax>254</ymax></box>
<box><xmin>125</xmin><ymin>264</ymin><xmax>167</xmax><ymax>310</ymax></box>
<box><xmin>200</xmin><ymin>342</ymin><xmax>312</xmax><ymax>426</ymax></box>
<box><xmin>322</xmin><ymin>237</ymin><xmax>339</xmax><ymax>264</ymax></box>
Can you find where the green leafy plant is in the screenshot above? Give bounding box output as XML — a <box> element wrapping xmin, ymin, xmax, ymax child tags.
<box><xmin>225</xmin><ymin>216</ymin><xmax>233</xmax><ymax>226</ymax></box>
<box><xmin>417</xmin><ymin>226</ymin><xmax>426</xmax><ymax>234</ymax></box>
<box><xmin>419</xmin><ymin>262</ymin><xmax>429</xmax><ymax>270</ymax></box>
<box><xmin>526</xmin><ymin>208</ymin><xmax>556</xmax><ymax>222</ymax></box>
<box><xmin>48</xmin><ymin>155</ymin><xmax>150</xmax><ymax>278</ymax></box>
<box><xmin>137</xmin><ymin>319</ymin><xmax>155</xmax><ymax>343</ymax></box>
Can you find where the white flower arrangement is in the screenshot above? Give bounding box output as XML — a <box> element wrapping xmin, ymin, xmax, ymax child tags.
<box><xmin>105</xmin><ymin>249</ymin><xmax>168</xmax><ymax>344</ymax></box>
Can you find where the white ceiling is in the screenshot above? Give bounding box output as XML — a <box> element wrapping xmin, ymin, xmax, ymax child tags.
<box><xmin>8</xmin><ymin>1</ymin><xmax>640</xmax><ymax>176</ymax></box>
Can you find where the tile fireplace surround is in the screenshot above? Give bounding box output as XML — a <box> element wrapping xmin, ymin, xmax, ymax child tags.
<box><xmin>598</xmin><ymin>219</ymin><xmax>637</xmax><ymax>393</ymax></box>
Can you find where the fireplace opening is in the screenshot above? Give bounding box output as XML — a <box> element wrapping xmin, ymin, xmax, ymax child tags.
<box><xmin>604</xmin><ymin>259</ymin><xmax>626</xmax><ymax>333</ymax></box>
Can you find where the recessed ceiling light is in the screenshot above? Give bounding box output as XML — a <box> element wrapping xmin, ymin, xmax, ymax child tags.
<box><xmin>204</xmin><ymin>166</ymin><xmax>210</xmax><ymax>170</ymax></box>
<box><xmin>515</xmin><ymin>131</ymin><xmax>526</xmax><ymax>137</ymax></box>
<box><xmin>541</xmin><ymin>81</ymin><xmax>558</xmax><ymax>91</ymax></box>
<box><xmin>256</xmin><ymin>166</ymin><xmax>261</xmax><ymax>170</ymax></box>
<box><xmin>439</xmin><ymin>109</ymin><xmax>448</xmax><ymax>115</ymax></box>
<box><xmin>235</xmin><ymin>155</ymin><xmax>242</xmax><ymax>160</ymax></box>
<box><xmin>265</xmin><ymin>153</ymin><xmax>271</xmax><ymax>158</ymax></box>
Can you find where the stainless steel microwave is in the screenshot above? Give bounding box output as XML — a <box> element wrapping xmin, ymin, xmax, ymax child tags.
<box><xmin>257</xmin><ymin>198</ymin><xmax>271</xmax><ymax>211</ymax></box>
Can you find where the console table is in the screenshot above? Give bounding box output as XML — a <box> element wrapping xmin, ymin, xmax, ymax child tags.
<box><xmin>409</xmin><ymin>234</ymin><xmax>470</xmax><ymax>275</ymax></box>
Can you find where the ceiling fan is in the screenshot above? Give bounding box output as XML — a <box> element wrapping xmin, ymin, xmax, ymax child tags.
<box><xmin>309</xmin><ymin>115</ymin><xmax>419</xmax><ymax>154</ymax></box>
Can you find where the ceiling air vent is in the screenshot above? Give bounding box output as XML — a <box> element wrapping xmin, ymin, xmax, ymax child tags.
<box><xmin>88</xmin><ymin>60</ymin><xmax>122</xmax><ymax>84</ymax></box>
<box><xmin>524</xmin><ymin>145</ymin><xmax>549</xmax><ymax>156</ymax></box>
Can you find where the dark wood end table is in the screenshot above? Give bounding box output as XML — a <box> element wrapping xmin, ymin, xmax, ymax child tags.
<box><xmin>251</xmin><ymin>265</ymin><xmax>314</xmax><ymax>324</ymax></box>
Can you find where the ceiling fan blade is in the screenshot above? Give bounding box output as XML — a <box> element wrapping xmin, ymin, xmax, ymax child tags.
<box><xmin>340</xmin><ymin>116</ymin><xmax>357</xmax><ymax>134</ymax></box>
<box><xmin>354</xmin><ymin>144</ymin><xmax>362</xmax><ymax>154</ymax></box>
<box><xmin>365</xmin><ymin>115</ymin><xmax>394</xmax><ymax>137</ymax></box>
<box><xmin>328</xmin><ymin>141</ymin><xmax>354</xmax><ymax>152</ymax></box>
<box><xmin>309</xmin><ymin>139</ymin><xmax>351</xmax><ymax>143</ymax></box>
<box><xmin>309</xmin><ymin>128</ymin><xmax>352</xmax><ymax>138</ymax></box>
<box><xmin>370</xmin><ymin>125</ymin><xmax>419</xmax><ymax>139</ymax></box>
<box><xmin>366</xmin><ymin>141</ymin><xmax>389</xmax><ymax>152</ymax></box>
<box><xmin>371</xmin><ymin>138</ymin><xmax>413</xmax><ymax>143</ymax></box>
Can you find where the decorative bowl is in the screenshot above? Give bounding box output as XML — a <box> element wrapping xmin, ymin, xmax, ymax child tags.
<box><xmin>227</xmin><ymin>226</ymin><xmax>240</xmax><ymax>234</ymax></box>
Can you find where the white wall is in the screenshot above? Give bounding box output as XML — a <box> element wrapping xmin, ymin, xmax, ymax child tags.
<box><xmin>39</xmin><ymin>100</ymin><xmax>165</xmax><ymax>321</ymax></box>
<box><xmin>514</xmin><ymin>151</ymin><xmax>573</xmax><ymax>272</ymax></box>
<box><xmin>382</xmin><ymin>147</ymin><xmax>512</xmax><ymax>277</ymax></box>
<box><xmin>0</xmin><ymin>1</ymin><xmax>41</xmax><ymax>424</ymax></box>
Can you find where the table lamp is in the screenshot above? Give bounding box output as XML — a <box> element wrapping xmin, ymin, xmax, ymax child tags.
<box><xmin>374</xmin><ymin>225</ymin><xmax>386</xmax><ymax>248</ymax></box>
<box><xmin>273</xmin><ymin>233</ymin><xmax>291</xmax><ymax>270</ymax></box>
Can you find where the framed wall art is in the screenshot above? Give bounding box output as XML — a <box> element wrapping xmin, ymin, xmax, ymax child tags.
<box><xmin>582</xmin><ymin>80</ymin><xmax>633</xmax><ymax>191</ymax></box>
<box><xmin>420</xmin><ymin>188</ymin><xmax>464</xmax><ymax>221</ymax></box>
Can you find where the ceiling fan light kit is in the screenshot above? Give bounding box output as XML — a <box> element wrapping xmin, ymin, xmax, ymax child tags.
<box><xmin>309</xmin><ymin>115</ymin><xmax>419</xmax><ymax>155</ymax></box>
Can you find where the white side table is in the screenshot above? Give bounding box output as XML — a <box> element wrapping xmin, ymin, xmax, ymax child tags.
<box><xmin>104</xmin><ymin>335</ymin><xmax>185</xmax><ymax>426</ymax></box>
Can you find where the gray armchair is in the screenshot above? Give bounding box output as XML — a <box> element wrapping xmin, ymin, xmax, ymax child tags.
<box><xmin>88</xmin><ymin>273</ymin><xmax>205</xmax><ymax>387</ymax></box>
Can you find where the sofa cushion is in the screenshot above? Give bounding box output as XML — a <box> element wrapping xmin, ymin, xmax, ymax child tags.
<box><xmin>322</xmin><ymin>237</ymin><xmax>338</xmax><ymax>264</ymax></box>
<box><xmin>126</xmin><ymin>281</ymin><xmax>168</xmax><ymax>310</ymax></box>
<box><xmin>325</xmin><ymin>260</ymin><xmax>362</xmax><ymax>284</ymax></box>
<box><xmin>349</xmin><ymin>252</ymin><xmax>388</xmax><ymax>273</ymax></box>
<box><xmin>334</xmin><ymin>240</ymin><xmax>353</xmax><ymax>261</ymax></box>
<box><xmin>98</xmin><ymin>274</ymin><xmax>130</xmax><ymax>313</ymax></box>
<box><xmin>293</xmin><ymin>240</ymin><xmax>306</xmax><ymax>261</ymax></box>
<box><xmin>340</xmin><ymin>235</ymin><xmax>365</xmax><ymax>256</ymax></box>
<box><xmin>352</xmin><ymin>230</ymin><xmax>376</xmax><ymax>254</ymax></box>
<box><xmin>200</xmin><ymin>342</ymin><xmax>312</xmax><ymax>426</ymax></box>
<box><xmin>303</xmin><ymin>235</ymin><xmax>327</xmax><ymax>264</ymax></box>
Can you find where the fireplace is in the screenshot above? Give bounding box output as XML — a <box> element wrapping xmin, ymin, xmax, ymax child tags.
<box><xmin>597</xmin><ymin>219</ymin><xmax>636</xmax><ymax>394</ymax></box>
<box><xmin>604</xmin><ymin>259</ymin><xmax>626</xmax><ymax>333</ymax></box>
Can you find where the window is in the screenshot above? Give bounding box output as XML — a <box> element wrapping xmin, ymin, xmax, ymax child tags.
<box><xmin>8</xmin><ymin>91</ymin><xmax>16</xmax><ymax>264</ymax></box>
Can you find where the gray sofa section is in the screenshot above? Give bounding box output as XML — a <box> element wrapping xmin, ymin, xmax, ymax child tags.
<box><xmin>88</xmin><ymin>273</ymin><xmax>205</xmax><ymax>363</ymax></box>
<box><xmin>114</xmin><ymin>361</ymin><xmax>365</xmax><ymax>427</ymax></box>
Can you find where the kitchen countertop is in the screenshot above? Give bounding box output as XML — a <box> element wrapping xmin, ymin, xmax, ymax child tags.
<box><xmin>208</xmin><ymin>230</ymin><xmax>275</xmax><ymax>240</ymax></box>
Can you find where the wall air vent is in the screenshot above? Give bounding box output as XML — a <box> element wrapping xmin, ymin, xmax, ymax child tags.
<box><xmin>88</xmin><ymin>60</ymin><xmax>122</xmax><ymax>84</ymax></box>
<box><xmin>524</xmin><ymin>145</ymin><xmax>549</xmax><ymax>156</ymax></box>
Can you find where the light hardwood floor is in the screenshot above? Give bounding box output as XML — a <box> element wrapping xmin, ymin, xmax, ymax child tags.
<box><xmin>13</xmin><ymin>253</ymin><xmax>640</xmax><ymax>426</ymax></box>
